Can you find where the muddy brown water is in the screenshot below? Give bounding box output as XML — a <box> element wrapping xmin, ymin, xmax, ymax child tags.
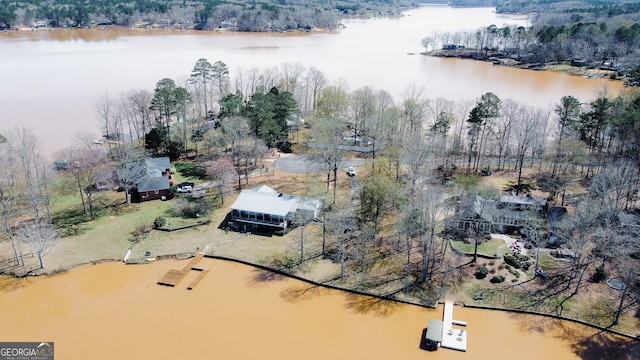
<box><xmin>0</xmin><ymin>258</ymin><xmax>636</xmax><ymax>359</ymax></box>
<box><xmin>0</xmin><ymin>6</ymin><xmax>622</xmax><ymax>154</ymax></box>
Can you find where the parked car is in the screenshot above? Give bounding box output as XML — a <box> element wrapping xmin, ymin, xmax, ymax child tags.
<box><xmin>176</xmin><ymin>185</ymin><xmax>193</xmax><ymax>193</ymax></box>
<box><xmin>347</xmin><ymin>167</ymin><xmax>356</xmax><ymax>177</ymax></box>
<box><xmin>177</xmin><ymin>181</ymin><xmax>195</xmax><ymax>188</ymax></box>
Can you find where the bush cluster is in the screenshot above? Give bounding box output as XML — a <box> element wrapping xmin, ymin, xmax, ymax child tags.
<box><xmin>153</xmin><ymin>216</ymin><xmax>167</xmax><ymax>229</ymax></box>
<box><xmin>170</xmin><ymin>198</ymin><xmax>212</xmax><ymax>218</ymax></box>
<box><xmin>475</xmin><ymin>266</ymin><xmax>490</xmax><ymax>279</ymax></box>
<box><xmin>504</xmin><ymin>254</ymin><xmax>522</xmax><ymax>269</ymax></box>
<box><xmin>490</xmin><ymin>275</ymin><xmax>505</xmax><ymax>283</ymax></box>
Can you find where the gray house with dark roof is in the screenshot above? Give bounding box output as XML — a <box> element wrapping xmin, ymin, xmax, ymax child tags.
<box><xmin>446</xmin><ymin>194</ymin><xmax>564</xmax><ymax>241</ymax></box>
<box><xmin>121</xmin><ymin>157</ymin><xmax>172</xmax><ymax>202</ymax></box>
<box><xmin>229</xmin><ymin>185</ymin><xmax>321</xmax><ymax>231</ymax></box>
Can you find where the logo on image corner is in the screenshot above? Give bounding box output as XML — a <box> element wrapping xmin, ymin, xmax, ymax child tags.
<box><xmin>0</xmin><ymin>342</ymin><xmax>54</xmax><ymax>360</ymax></box>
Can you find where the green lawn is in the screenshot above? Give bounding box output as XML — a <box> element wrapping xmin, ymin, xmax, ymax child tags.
<box><xmin>44</xmin><ymin>198</ymin><xmax>173</xmax><ymax>270</ymax></box>
<box><xmin>451</xmin><ymin>237</ymin><xmax>509</xmax><ymax>257</ymax></box>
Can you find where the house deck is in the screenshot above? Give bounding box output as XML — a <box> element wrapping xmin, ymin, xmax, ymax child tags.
<box><xmin>157</xmin><ymin>253</ymin><xmax>205</xmax><ymax>287</ymax></box>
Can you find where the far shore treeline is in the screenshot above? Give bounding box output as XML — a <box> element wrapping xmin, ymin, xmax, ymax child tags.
<box><xmin>5</xmin><ymin>1</ymin><xmax>640</xmax><ymax>80</ymax></box>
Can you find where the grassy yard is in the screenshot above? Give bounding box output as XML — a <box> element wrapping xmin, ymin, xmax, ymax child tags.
<box><xmin>44</xmin><ymin>198</ymin><xmax>172</xmax><ymax>271</ymax></box>
<box><xmin>41</xmin><ymin>167</ymin><xmax>346</xmax><ymax>273</ymax></box>
<box><xmin>451</xmin><ymin>237</ymin><xmax>509</xmax><ymax>257</ymax></box>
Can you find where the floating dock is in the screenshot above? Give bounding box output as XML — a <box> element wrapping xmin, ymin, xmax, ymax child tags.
<box><xmin>157</xmin><ymin>253</ymin><xmax>207</xmax><ymax>288</ymax></box>
<box><xmin>440</xmin><ymin>301</ymin><xmax>467</xmax><ymax>352</ymax></box>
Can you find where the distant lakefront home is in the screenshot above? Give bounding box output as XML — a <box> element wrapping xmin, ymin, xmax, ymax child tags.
<box><xmin>446</xmin><ymin>193</ymin><xmax>567</xmax><ymax>244</ymax></box>
<box><xmin>122</xmin><ymin>157</ymin><xmax>173</xmax><ymax>202</ymax></box>
<box><xmin>229</xmin><ymin>185</ymin><xmax>321</xmax><ymax>232</ymax></box>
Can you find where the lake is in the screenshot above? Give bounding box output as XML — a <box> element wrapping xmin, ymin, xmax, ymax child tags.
<box><xmin>1</xmin><ymin>257</ymin><xmax>636</xmax><ymax>359</ymax></box>
<box><xmin>0</xmin><ymin>5</ymin><xmax>621</xmax><ymax>154</ymax></box>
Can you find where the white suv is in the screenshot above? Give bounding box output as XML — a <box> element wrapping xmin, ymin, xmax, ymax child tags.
<box><xmin>176</xmin><ymin>185</ymin><xmax>192</xmax><ymax>193</ymax></box>
<box><xmin>347</xmin><ymin>167</ymin><xmax>356</xmax><ymax>176</ymax></box>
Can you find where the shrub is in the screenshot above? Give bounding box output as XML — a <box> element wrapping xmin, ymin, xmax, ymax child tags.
<box><xmin>278</xmin><ymin>140</ymin><xmax>292</xmax><ymax>153</ymax></box>
<box><xmin>490</xmin><ymin>275</ymin><xmax>505</xmax><ymax>283</ymax></box>
<box><xmin>592</xmin><ymin>264</ymin><xmax>607</xmax><ymax>283</ymax></box>
<box><xmin>130</xmin><ymin>223</ymin><xmax>152</xmax><ymax>243</ymax></box>
<box><xmin>504</xmin><ymin>254</ymin><xmax>522</xmax><ymax>269</ymax></box>
<box><xmin>170</xmin><ymin>198</ymin><xmax>213</xmax><ymax>218</ymax></box>
<box><xmin>153</xmin><ymin>216</ymin><xmax>167</xmax><ymax>229</ymax></box>
<box><xmin>475</xmin><ymin>266</ymin><xmax>490</xmax><ymax>279</ymax></box>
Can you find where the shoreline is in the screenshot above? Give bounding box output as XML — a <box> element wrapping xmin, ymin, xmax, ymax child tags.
<box><xmin>425</xmin><ymin>49</ymin><xmax>623</xmax><ymax>82</ymax></box>
<box><xmin>4</xmin><ymin>251</ymin><xmax>638</xmax><ymax>340</ymax></box>
<box><xmin>5</xmin><ymin>21</ymin><xmax>343</xmax><ymax>35</ymax></box>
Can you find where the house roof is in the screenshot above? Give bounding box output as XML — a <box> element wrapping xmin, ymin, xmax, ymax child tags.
<box><xmin>130</xmin><ymin>157</ymin><xmax>170</xmax><ymax>192</ymax></box>
<box><xmin>499</xmin><ymin>195</ymin><xmax>546</xmax><ymax>207</ymax></box>
<box><xmin>231</xmin><ymin>185</ymin><xmax>299</xmax><ymax>217</ymax></box>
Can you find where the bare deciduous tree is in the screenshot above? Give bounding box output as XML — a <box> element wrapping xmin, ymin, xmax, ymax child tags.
<box><xmin>18</xmin><ymin>222</ymin><xmax>58</xmax><ymax>270</ymax></box>
<box><xmin>207</xmin><ymin>157</ymin><xmax>236</xmax><ymax>204</ymax></box>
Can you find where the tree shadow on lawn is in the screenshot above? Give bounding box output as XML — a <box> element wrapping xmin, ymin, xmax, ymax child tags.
<box><xmin>53</xmin><ymin>197</ymin><xmax>127</xmax><ymax>237</ymax></box>
<box><xmin>52</xmin><ymin>206</ymin><xmax>91</xmax><ymax>236</ymax></box>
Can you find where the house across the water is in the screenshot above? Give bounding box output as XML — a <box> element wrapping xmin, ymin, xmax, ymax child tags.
<box><xmin>229</xmin><ymin>185</ymin><xmax>321</xmax><ymax>233</ymax></box>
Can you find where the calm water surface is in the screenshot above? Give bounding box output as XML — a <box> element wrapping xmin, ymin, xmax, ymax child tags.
<box><xmin>0</xmin><ymin>258</ymin><xmax>636</xmax><ymax>360</ymax></box>
<box><xmin>0</xmin><ymin>6</ymin><xmax>621</xmax><ymax>154</ymax></box>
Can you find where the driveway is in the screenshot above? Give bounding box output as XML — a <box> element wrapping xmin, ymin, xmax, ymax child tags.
<box><xmin>274</xmin><ymin>155</ymin><xmax>366</xmax><ymax>174</ymax></box>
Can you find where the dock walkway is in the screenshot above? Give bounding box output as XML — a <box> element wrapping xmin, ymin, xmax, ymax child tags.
<box><xmin>440</xmin><ymin>301</ymin><xmax>468</xmax><ymax>352</ymax></box>
<box><xmin>157</xmin><ymin>253</ymin><xmax>208</xmax><ymax>288</ymax></box>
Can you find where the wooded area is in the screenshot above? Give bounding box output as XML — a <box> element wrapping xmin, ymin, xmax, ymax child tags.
<box><xmin>0</xmin><ymin>0</ymin><xmax>421</xmax><ymax>31</ymax></box>
<box><xmin>422</xmin><ymin>1</ymin><xmax>640</xmax><ymax>79</ymax></box>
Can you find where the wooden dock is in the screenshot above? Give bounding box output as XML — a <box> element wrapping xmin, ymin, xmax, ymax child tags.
<box><xmin>157</xmin><ymin>253</ymin><xmax>207</xmax><ymax>288</ymax></box>
<box><xmin>187</xmin><ymin>268</ymin><xmax>210</xmax><ymax>290</ymax></box>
